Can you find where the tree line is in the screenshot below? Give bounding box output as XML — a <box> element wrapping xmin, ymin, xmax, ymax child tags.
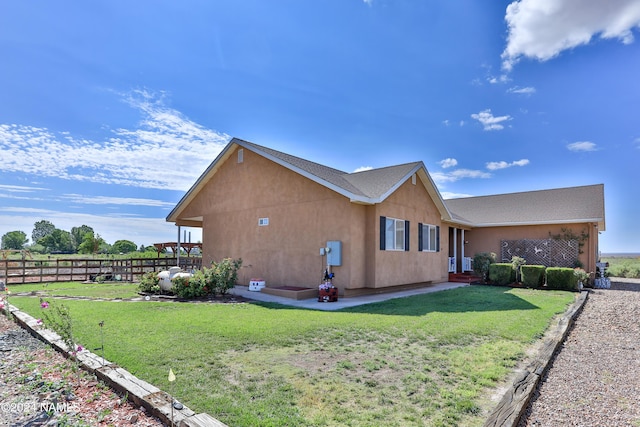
<box><xmin>0</xmin><ymin>220</ymin><xmax>157</xmax><ymax>255</ymax></box>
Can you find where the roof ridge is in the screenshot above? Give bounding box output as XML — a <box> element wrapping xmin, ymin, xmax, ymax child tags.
<box><xmin>236</xmin><ymin>138</ymin><xmax>349</xmax><ymax>175</ymax></box>
<box><xmin>345</xmin><ymin>161</ymin><xmax>423</xmax><ymax>176</ymax></box>
<box><xmin>446</xmin><ymin>183</ymin><xmax>604</xmax><ymax>200</ymax></box>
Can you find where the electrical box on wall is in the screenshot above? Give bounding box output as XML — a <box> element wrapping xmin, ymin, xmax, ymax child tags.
<box><xmin>326</xmin><ymin>240</ymin><xmax>342</xmax><ymax>266</ymax></box>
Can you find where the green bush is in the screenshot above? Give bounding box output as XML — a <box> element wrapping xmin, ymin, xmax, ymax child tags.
<box><xmin>172</xmin><ymin>275</ymin><xmax>208</xmax><ymax>299</ymax></box>
<box><xmin>546</xmin><ymin>267</ymin><xmax>579</xmax><ymax>291</ymax></box>
<box><xmin>573</xmin><ymin>268</ymin><xmax>589</xmax><ymax>288</ymax></box>
<box><xmin>511</xmin><ymin>256</ymin><xmax>526</xmax><ymax>282</ymax></box>
<box><xmin>488</xmin><ymin>263</ymin><xmax>515</xmax><ymax>285</ymax></box>
<box><xmin>473</xmin><ymin>252</ymin><xmax>496</xmax><ymax>283</ymax></box>
<box><xmin>211</xmin><ymin>258</ymin><xmax>242</xmax><ymax>296</ymax></box>
<box><xmin>138</xmin><ymin>271</ymin><xmax>160</xmax><ymax>294</ymax></box>
<box><xmin>521</xmin><ymin>265</ymin><xmax>546</xmax><ymax>288</ymax></box>
<box><xmin>170</xmin><ymin>258</ymin><xmax>242</xmax><ymax>299</ymax></box>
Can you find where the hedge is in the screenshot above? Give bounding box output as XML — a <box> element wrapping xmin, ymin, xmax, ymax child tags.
<box><xmin>521</xmin><ymin>265</ymin><xmax>546</xmax><ymax>288</ymax></box>
<box><xmin>488</xmin><ymin>263</ymin><xmax>515</xmax><ymax>285</ymax></box>
<box><xmin>546</xmin><ymin>267</ymin><xmax>579</xmax><ymax>291</ymax></box>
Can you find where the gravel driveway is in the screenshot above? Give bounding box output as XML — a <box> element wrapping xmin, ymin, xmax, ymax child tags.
<box><xmin>519</xmin><ymin>279</ymin><xmax>640</xmax><ymax>426</ymax></box>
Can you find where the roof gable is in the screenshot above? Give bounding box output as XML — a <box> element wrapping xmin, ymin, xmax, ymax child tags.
<box><xmin>167</xmin><ymin>138</ymin><xmax>452</xmax><ymax>223</ymax></box>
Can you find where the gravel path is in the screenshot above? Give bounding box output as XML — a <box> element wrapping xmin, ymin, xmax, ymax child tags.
<box><xmin>520</xmin><ymin>279</ymin><xmax>640</xmax><ymax>427</ymax></box>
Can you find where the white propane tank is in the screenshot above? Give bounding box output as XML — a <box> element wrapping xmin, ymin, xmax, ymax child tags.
<box><xmin>157</xmin><ymin>266</ymin><xmax>192</xmax><ymax>292</ymax></box>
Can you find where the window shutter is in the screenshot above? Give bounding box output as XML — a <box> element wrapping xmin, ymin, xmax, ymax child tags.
<box><xmin>436</xmin><ymin>225</ymin><xmax>440</xmax><ymax>252</ymax></box>
<box><xmin>404</xmin><ymin>220</ymin><xmax>410</xmax><ymax>251</ymax></box>
<box><xmin>380</xmin><ymin>216</ymin><xmax>386</xmax><ymax>250</ymax></box>
<box><xmin>418</xmin><ymin>223</ymin><xmax>423</xmax><ymax>251</ymax></box>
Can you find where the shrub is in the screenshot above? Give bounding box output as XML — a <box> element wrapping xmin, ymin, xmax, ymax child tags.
<box><xmin>473</xmin><ymin>252</ymin><xmax>496</xmax><ymax>283</ymax></box>
<box><xmin>138</xmin><ymin>271</ymin><xmax>160</xmax><ymax>294</ymax></box>
<box><xmin>488</xmin><ymin>263</ymin><xmax>515</xmax><ymax>285</ymax></box>
<box><xmin>172</xmin><ymin>275</ymin><xmax>207</xmax><ymax>299</ymax></box>
<box><xmin>211</xmin><ymin>258</ymin><xmax>242</xmax><ymax>296</ymax></box>
<box><xmin>573</xmin><ymin>268</ymin><xmax>589</xmax><ymax>288</ymax></box>
<box><xmin>546</xmin><ymin>267</ymin><xmax>579</xmax><ymax>291</ymax></box>
<box><xmin>521</xmin><ymin>265</ymin><xmax>546</xmax><ymax>288</ymax></box>
<box><xmin>511</xmin><ymin>256</ymin><xmax>526</xmax><ymax>282</ymax></box>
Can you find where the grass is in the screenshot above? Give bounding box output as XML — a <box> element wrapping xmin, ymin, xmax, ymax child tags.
<box><xmin>602</xmin><ymin>256</ymin><xmax>640</xmax><ymax>278</ymax></box>
<box><xmin>10</xmin><ymin>285</ymin><xmax>575</xmax><ymax>427</ymax></box>
<box><xmin>8</xmin><ymin>281</ymin><xmax>140</xmax><ymax>300</ymax></box>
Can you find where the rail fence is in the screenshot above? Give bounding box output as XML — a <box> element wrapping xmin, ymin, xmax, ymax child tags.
<box><xmin>0</xmin><ymin>257</ymin><xmax>202</xmax><ymax>285</ymax></box>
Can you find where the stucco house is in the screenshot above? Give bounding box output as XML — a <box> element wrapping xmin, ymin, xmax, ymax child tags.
<box><xmin>167</xmin><ymin>138</ymin><xmax>605</xmax><ymax>295</ymax></box>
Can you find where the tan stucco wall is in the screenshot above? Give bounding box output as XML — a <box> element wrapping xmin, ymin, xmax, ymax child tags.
<box><xmin>177</xmin><ymin>146</ymin><xmax>449</xmax><ymax>290</ymax></box>
<box><xmin>463</xmin><ymin>223</ymin><xmax>599</xmax><ymax>273</ymax></box>
<box><xmin>371</xmin><ymin>178</ymin><xmax>449</xmax><ymax>287</ymax></box>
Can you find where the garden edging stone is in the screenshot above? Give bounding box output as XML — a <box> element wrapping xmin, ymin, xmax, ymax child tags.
<box><xmin>8</xmin><ymin>303</ymin><xmax>228</xmax><ymax>427</ymax></box>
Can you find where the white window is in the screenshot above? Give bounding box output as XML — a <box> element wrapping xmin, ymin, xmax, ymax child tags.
<box><xmin>420</xmin><ymin>224</ymin><xmax>439</xmax><ymax>252</ymax></box>
<box><xmin>258</xmin><ymin>217</ymin><xmax>269</xmax><ymax>226</ymax></box>
<box><xmin>237</xmin><ymin>148</ymin><xmax>244</xmax><ymax>163</ymax></box>
<box><xmin>385</xmin><ymin>217</ymin><xmax>405</xmax><ymax>251</ymax></box>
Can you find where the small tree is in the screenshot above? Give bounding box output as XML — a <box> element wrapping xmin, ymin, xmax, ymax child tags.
<box><xmin>38</xmin><ymin>229</ymin><xmax>74</xmax><ymax>253</ymax></box>
<box><xmin>1</xmin><ymin>230</ymin><xmax>28</xmax><ymax>250</ymax></box>
<box><xmin>212</xmin><ymin>258</ymin><xmax>242</xmax><ymax>296</ymax></box>
<box><xmin>32</xmin><ymin>220</ymin><xmax>56</xmax><ymax>243</ymax></box>
<box><xmin>473</xmin><ymin>252</ymin><xmax>496</xmax><ymax>283</ymax></box>
<box><xmin>111</xmin><ymin>240</ymin><xmax>137</xmax><ymax>254</ymax></box>
<box><xmin>511</xmin><ymin>256</ymin><xmax>527</xmax><ymax>283</ymax></box>
<box><xmin>78</xmin><ymin>232</ymin><xmax>105</xmax><ymax>254</ymax></box>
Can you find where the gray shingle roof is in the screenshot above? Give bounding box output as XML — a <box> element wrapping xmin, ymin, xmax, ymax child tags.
<box><xmin>237</xmin><ymin>138</ymin><xmax>424</xmax><ymax>202</ymax></box>
<box><xmin>167</xmin><ymin>138</ymin><xmax>604</xmax><ymax>232</ymax></box>
<box><xmin>444</xmin><ymin>184</ymin><xmax>605</xmax><ymax>230</ymax></box>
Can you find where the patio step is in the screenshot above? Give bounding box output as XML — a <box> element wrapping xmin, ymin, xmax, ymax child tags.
<box><xmin>448</xmin><ymin>272</ymin><xmax>481</xmax><ymax>283</ymax></box>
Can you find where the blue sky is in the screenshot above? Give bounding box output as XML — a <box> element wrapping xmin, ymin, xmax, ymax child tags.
<box><xmin>1</xmin><ymin>0</ymin><xmax>639</xmax><ymax>252</ymax></box>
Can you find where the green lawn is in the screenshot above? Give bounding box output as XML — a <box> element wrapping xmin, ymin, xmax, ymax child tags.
<box><xmin>8</xmin><ymin>281</ymin><xmax>140</xmax><ymax>300</ymax></box>
<box><xmin>10</xmin><ymin>286</ymin><xmax>574</xmax><ymax>427</ymax></box>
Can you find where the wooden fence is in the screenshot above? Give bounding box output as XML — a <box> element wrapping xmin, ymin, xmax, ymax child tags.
<box><xmin>0</xmin><ymin>257</ymin><xmax>202</xmax><ymax>285</ymax></box>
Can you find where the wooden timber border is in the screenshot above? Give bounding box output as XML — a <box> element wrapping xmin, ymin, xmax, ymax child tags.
<box><xmin>0</xmin><ymin>257</ymin><xmax>202</xmax><ymax>284</ymax></box>
<box><xmin>484</xmin><ymin>290</ymin><xmax>589</xmax><ymax>427</ymax></box>
<box><xmin>9</xmin><ymin>304</ymin><xmax>226</xmax><ymax>427</ymax></box>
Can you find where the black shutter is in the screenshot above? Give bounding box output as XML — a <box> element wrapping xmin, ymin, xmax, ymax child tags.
<box><xmin>405</xmin><ymin>220</ymin><xmax>410</xmax><ymax>251</ymax></box>
<box><xmin>380</xmin><ymin>216</ymin><xmax>386</xmax><ymax>250</ymax></box>
<box><xmin>436</xmin><ymin>225</ymin><xmax>440</xmax><ymax>252</ymax></box>
<box><xmin>418</xmin><ymin>223</ymin><xmax>423</xmax><ymax>251</ymax></box>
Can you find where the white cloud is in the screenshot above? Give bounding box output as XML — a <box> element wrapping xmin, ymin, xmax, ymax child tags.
<box><xmin>430</xmin><ymin>169</ymin><xmax>492</xmax><ymax>184</ymax></box>
<box><xmin>502</xmin><ymin>0</ymin><xmax>640</xmax><ymax>70</ymax></box>
<box><xmin>61</xmin><ymin>194</ymin><xmax>176</xmax><ymax>207</ymax></box>
<box><xmin>442</xmin><ymin>120</ymin><xmax>451</xmax><ymax>126</ymax></box>
<box><xmin>471</xmin><ymin>109</ymin><xmax>512</xmax><ymax>131</ymax></box>
<box><xmin>0</xmin><ymin>184</ymin><xmax>49</xmax><ymax>193</ymax></box>
<box><xmin>486</xmin><ymin>159</ymin><xmax>530</xmax><ymax>170</ymax></box>
<box><xmin>0</xmin><ymin>89</ymin><xmax>230</xmax><ymax>191</ymax></box>
<box><xmin>440</xmin><ymin>192</ymin><xmax>475</xmax><ymax>200</ymax></box>
<box><xmin>439</xmin><ymin>158</ymin><xmax>458</xmax><ymax>168</ymax></box>
<box><xmin>353</xmin><ymin>166</ymin><xmax>373</xmax><ymax>173</ymax></box>
<box><xmin>567</xmin><ymin>141</ymin><xmax>598</xmax><ymax>151</ymax></box>
<box><xmin>507</xmin><ymin>86</ymin><xmax>536</xmax><ymax>95</ymax></box>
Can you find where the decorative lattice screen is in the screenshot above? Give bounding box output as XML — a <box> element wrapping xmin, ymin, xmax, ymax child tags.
<box><xmin>500</xmin><ymin>239</ymin><xmax>579</xmax><ymax>268</ymax></box>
